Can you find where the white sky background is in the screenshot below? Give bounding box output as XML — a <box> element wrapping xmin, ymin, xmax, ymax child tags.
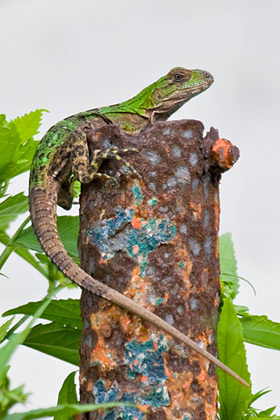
<box><xmin>1</xmin><ymin>0</ymin><xmax>279</xmax><ymax>412</ymax></box>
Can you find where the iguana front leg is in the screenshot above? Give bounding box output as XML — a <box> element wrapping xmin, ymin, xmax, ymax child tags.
<box><xmin>71</xmin><ymin>130</ymin><xmax>139</xmax><ymax>182</ymax></box>
<box><xmin>57</xmin><ymin>130</ymin><xmax>139</xmax><ymax>209</ymax></box>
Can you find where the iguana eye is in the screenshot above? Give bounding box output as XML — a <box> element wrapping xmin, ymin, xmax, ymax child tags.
<box><xmin>174</xmin><ymin>73</ymin><xmax>184</xmax><ymax>82</ymax></box>
<box><xmin>202</xmin><ymin>71</ymin><xmax>211</xmax><ymax>78</ymax></box>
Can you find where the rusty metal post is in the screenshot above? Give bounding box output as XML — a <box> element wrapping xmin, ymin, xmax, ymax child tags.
<box><xmin>78</xmin><ymin>120</ymin><xmax>239</xmax><ymax>420</ymax></box>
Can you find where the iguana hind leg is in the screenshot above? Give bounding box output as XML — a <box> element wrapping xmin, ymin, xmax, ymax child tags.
<box><xmin>70</xmin><ymin>130</ymin><xmax>140</xmax><ymax>184</ymax></box>
<box><xmin>57</xmin><ymin>176</ymin><xmax>75</xmax><ymax>210</ymax></box>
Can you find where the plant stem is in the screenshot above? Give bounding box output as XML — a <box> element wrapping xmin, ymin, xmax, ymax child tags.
<box><xmin>0</xmin><ymin>216</ymin><xmax>31</xmax><ymax>270</ymax></box>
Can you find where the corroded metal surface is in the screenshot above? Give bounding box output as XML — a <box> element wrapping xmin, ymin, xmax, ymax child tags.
<box><xmin>78</xmin><ymin>120</ymin><xmax>239</xmax><ymax>420</ymax></box>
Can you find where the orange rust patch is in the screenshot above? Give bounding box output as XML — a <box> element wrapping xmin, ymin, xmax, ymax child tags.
<box><xmin>183</xmin><ymin>378</ymin><xmax>192</xmax><ymax>390</ymax></box>
<box><xmin>86</xmin><ymin>380</ymin><xmax>95</xmax><ymax>394</ymax></box>
<box><xmin>189</xmin><ymin>201</ymin><xmax>202</xmax><ymax>219</ymax></box>
<box><xmin>137</xmin><ymin>404</ymin><xmax>149</xmax><ymax>413</ymax></box>
<box><xmin>173</xmin><ymin>246</ymin><xmax>193</xmax><ymax>288</ymax></box>
<box><xmin>133</xmin><ymin>244</ymin><xmax>140</xmax><ymax>254</ymax></box>
<box><xmin>212</xmin><ymin>138</ymin><xmax>235</xmax><ymax>169</ymax></box>
<box><xmin>90</xmin><ymin>338</ymin><xmax>117</xmax><ymax>369</ymax></box>
<box><xmin>214</xmin><ymin>195</ymin><xmax>220</xmax><ymax>232</ymax></box>
<box><xmin>131</xmin><ymin>215</ymin><xmax>142</xmax><ymax>229</ymax></box>
<box><xmin>215</xmin><ymin>236</ymin><xmax>219</xmax><ymax>258</ymax></box>
<box><xmin>177</xmin><ymin>391</ymin><xmax>184</xmax><ymax>403</ymax></box>
<box><xmin>197</xmin><ymin>370</ymin><xmax>207</xmax><ymax>383</ymax></box>
<box><xmin>120</xmin><ymin>314</ymin><xmax>132</xmax><ymax>332</ymax></box>
<box><xmin>125</xmin><ymin>267</ymin><xmax>149</xmax><ymax>305</ymax></box>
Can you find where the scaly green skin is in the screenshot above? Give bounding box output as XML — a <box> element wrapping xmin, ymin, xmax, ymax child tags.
<box><xmin>28</xmin><ymin>68</ymin><xmax>248</xmax><ymax>387</ymax></box>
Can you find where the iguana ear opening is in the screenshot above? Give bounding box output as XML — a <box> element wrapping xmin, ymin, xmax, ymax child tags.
<box><xmin>153</xmin><ymin>88</ymin><xmax>164</xmax><ymax>102</ymax></box>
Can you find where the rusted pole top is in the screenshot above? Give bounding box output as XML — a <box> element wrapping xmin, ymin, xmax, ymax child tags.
<box><xmin>78</xmin><ymin>120</ymin><xmax>239</xmax><ymax>420</ymax></box>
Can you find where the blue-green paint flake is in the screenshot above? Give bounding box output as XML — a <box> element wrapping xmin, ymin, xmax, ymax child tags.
<box><xmin>148</xmin><ymin>197</ymin><xmax>158</xmax><ymax>207</ymax></box>
<box><xmin>88</xmin><ymin>206</ymin><xmax>176</xmax><ymax>277</ymax></box>
<box><xmin>155</xmin><ymin>297</ymin><xmax>166</xmax><ymax>306</ymax></box>
<box><xmin>92</xmin><ymin>380</ymin><xmax>120</xmax><ymax>404</ymax></box>
<box><xmin>87</xmin><ymin>207</ymin><xmax>135</xmax><ymax>260</ymax></box>
<box><xmin>132</xmin><ymin>181</ymin><xmax>143</xmax><ymax>206</ymax></box>
<box><xmin>125</xmin><ymin>336</ymin><xmax>167</xmax><ymax>381</ymax></box>
<box><xmin>91</xmin><ymin>336</ymin><xmax>170</xmax><ymax>418</ymax></box>
<box><xmin>92</xmin><ymin>380</ymin><xmax>145</xmax><ymax>420</ymax></box>
<box><xmin>124</xmin><ymin>336</ymin><xmax>170</xmax><ymax>407</ymax></box>
<box><xmin>178</xmin><ymin>261</ymin><xmax>186</xmax><ymax>269</ymax></box>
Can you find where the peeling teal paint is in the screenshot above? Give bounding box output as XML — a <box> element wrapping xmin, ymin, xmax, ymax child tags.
<box><xmin>125</xmin><ymin>336</ymin><xmax>168</xmax><ymax>381</ymax></box>
<box><xmin>91</xmin><ymin>335</ymin><xmax>171</xmax><ymax>419</ymax></box>
<box><xmin>178</xmin><ymin>261</ymin><xmax>186</xmax><ymax>269</ymax></box>
<box><xmin>92</xmin><ymin>380</ymin><xmax>120</xmax><ymax>404</ymax></box>
<box><xmin>127</xmin><ymin>217</ymin><xmax>176</xmax><ymax>276</ymax></box>
<box><xmin>87</xmin><ymin>207</ymin><xmax>134</xmax><ymax>260</ymax></box>
<box><xmin>124</xmin><ymin>336</ymin><xmax>170</xmax><ymax>407</ymax></box>
<box><xmin>155</xmin><ymin>297</ymin><xmax>166</xmax><ymax>306</ymax></box>
<box><xmin>148</xmin><ymin>197</ymin><xmax>158</xmax><ymax>207</ymax></box>
<box><xmin>88</xmin><ymin>207</ymin><xmax>176</xmax><ymax>277</ymax></box>
<box><xmin>92</xmin><ymin>380</ymin><xmax>145</xmax><ymax>420</ymax></box>
<box><xmin>132</xmin><ymin>181</ymin><xmax>143</xmax><ymax>206</ymax></box>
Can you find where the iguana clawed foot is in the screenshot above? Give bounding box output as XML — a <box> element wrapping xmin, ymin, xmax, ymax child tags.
<box><xmin>92</xmin><ymin>146</ymin><xmax>141</xmax><ymax>186</ymax></box>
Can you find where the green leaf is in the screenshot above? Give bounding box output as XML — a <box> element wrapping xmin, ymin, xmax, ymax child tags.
<box><xmin>55</xmin><ymin>372</ymin><xmax>78</xmax><ymax>420</ymax></box>
<box><xmin>55</xmin><ymin>217</ymin><xmax>80</xmax><ymax>260</ymax></box>
<box><xmin>0</xmin><ymin>319</ymin><xmax>14</xmax><ymax>343</ymax></box>
<box><xmin>250</xmin><ymin>418</ymin><xmax>280</xmax><ymax>420</ymax></box>
<box><xmin>240</xmin><ymin>315</ymin><xmax>280</xmax><ymax>350</ymax></box>
<box><xmin>234</xmin><ymin>305</ymin><xmax>249</xmax><ymax>315</ymax></box>
<box><xmin>3</xmin><ymin>299</ymin><xmax>82</xmax><ymax>330</ymax></box>
<box><xmin>0</xmin><ymin>287</ymin><xmax>61</xmax><ymax>381</ymax></box>
<box><xmin>0</xmin><ymin>366</ymin><xmax>29</xmax><ymax>417</ymax></box>
<box><xmin>0</xmin><ymin>194</ymin><xmax>28</xmax><ymax>231</ymax></box>
<box><xmin>15</xmin><ymin>216</ymin><xmax>80</xmax><ymax>260</ymax></box>
<box><xmin>219</xmin><ymin>233</ymin><xmax>237</xmax><ymax>276</ymax></box>
<box><xmin>241</xmin><ymin>389</ymin><xmax>279</xmax><ymax>419</ymax></box>
<box><xmin>258</xmin><ymin>406</ymin><xmax>277</xmax><ymax>417</ymax></box>
<box><xmin>219</xmin><ymin>233</ymin><xmax>239</xmax><ymax>300</ymax></box>
<box><xmin>0</xmin><ymin>216</ymin><xmax>31</xmax><ymax>273</ymax></box>
<box><xmin>54</xmin><ymin>372</ymin><xmax>78</xmax><ymax>420</ymax></box>
<box><xmin>218</xmin><ymin>298</ymin><xmax>251</xmax><ymax>420</ymax></box>
<box><xmin>12</xmin><ymin>110</ymin><xmax>47</xmax><ymax>143</ymax></box>
<box><xmin>249</xmin><ymin>418</ymin><xmax>278</xmax><ymax>420</ymax></box>
<box><xmin>248</xmin><ymin>388</ymin><xmax>271</xmax><ymax>406</ymax></box>
<box><xmin>72</xmin><ymin>181</ymin><xmax>81</xmax><ymax>200</ymax></box>
<box><xmin>0</xmin><ymin>112</ymin><xmax>45</xmax><ymax>188</ymax></box>
<box><xmin>23</xmin><ymin>322</ymin><xmax>80</xmax><ymax>365</ymax></box>
<box><xmin>0</xmin><ymin>231</ymin><xmax>48</xmax><ymax>278</ymax></box>
<box><xmin>3</xmin><ymin>402</ymin><xmax>134</xmax><ymax>420</ymax></box>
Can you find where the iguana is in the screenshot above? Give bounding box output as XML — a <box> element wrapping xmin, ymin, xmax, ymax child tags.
<box><xmin>29</xmin><ymin>67</ymin><xmax>248</xmax><ymax>387</ymax></box>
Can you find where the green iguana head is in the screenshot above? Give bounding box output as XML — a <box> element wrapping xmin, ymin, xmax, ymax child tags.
<box><xmin>101</xmin><ymin>67</ymin><xmax>214</xmax><ymax>124</ymax></box>
<box><xmin>136</xmin><ymin>67</ymin><xmax>214</xmax><ymax>121</ymax></box>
